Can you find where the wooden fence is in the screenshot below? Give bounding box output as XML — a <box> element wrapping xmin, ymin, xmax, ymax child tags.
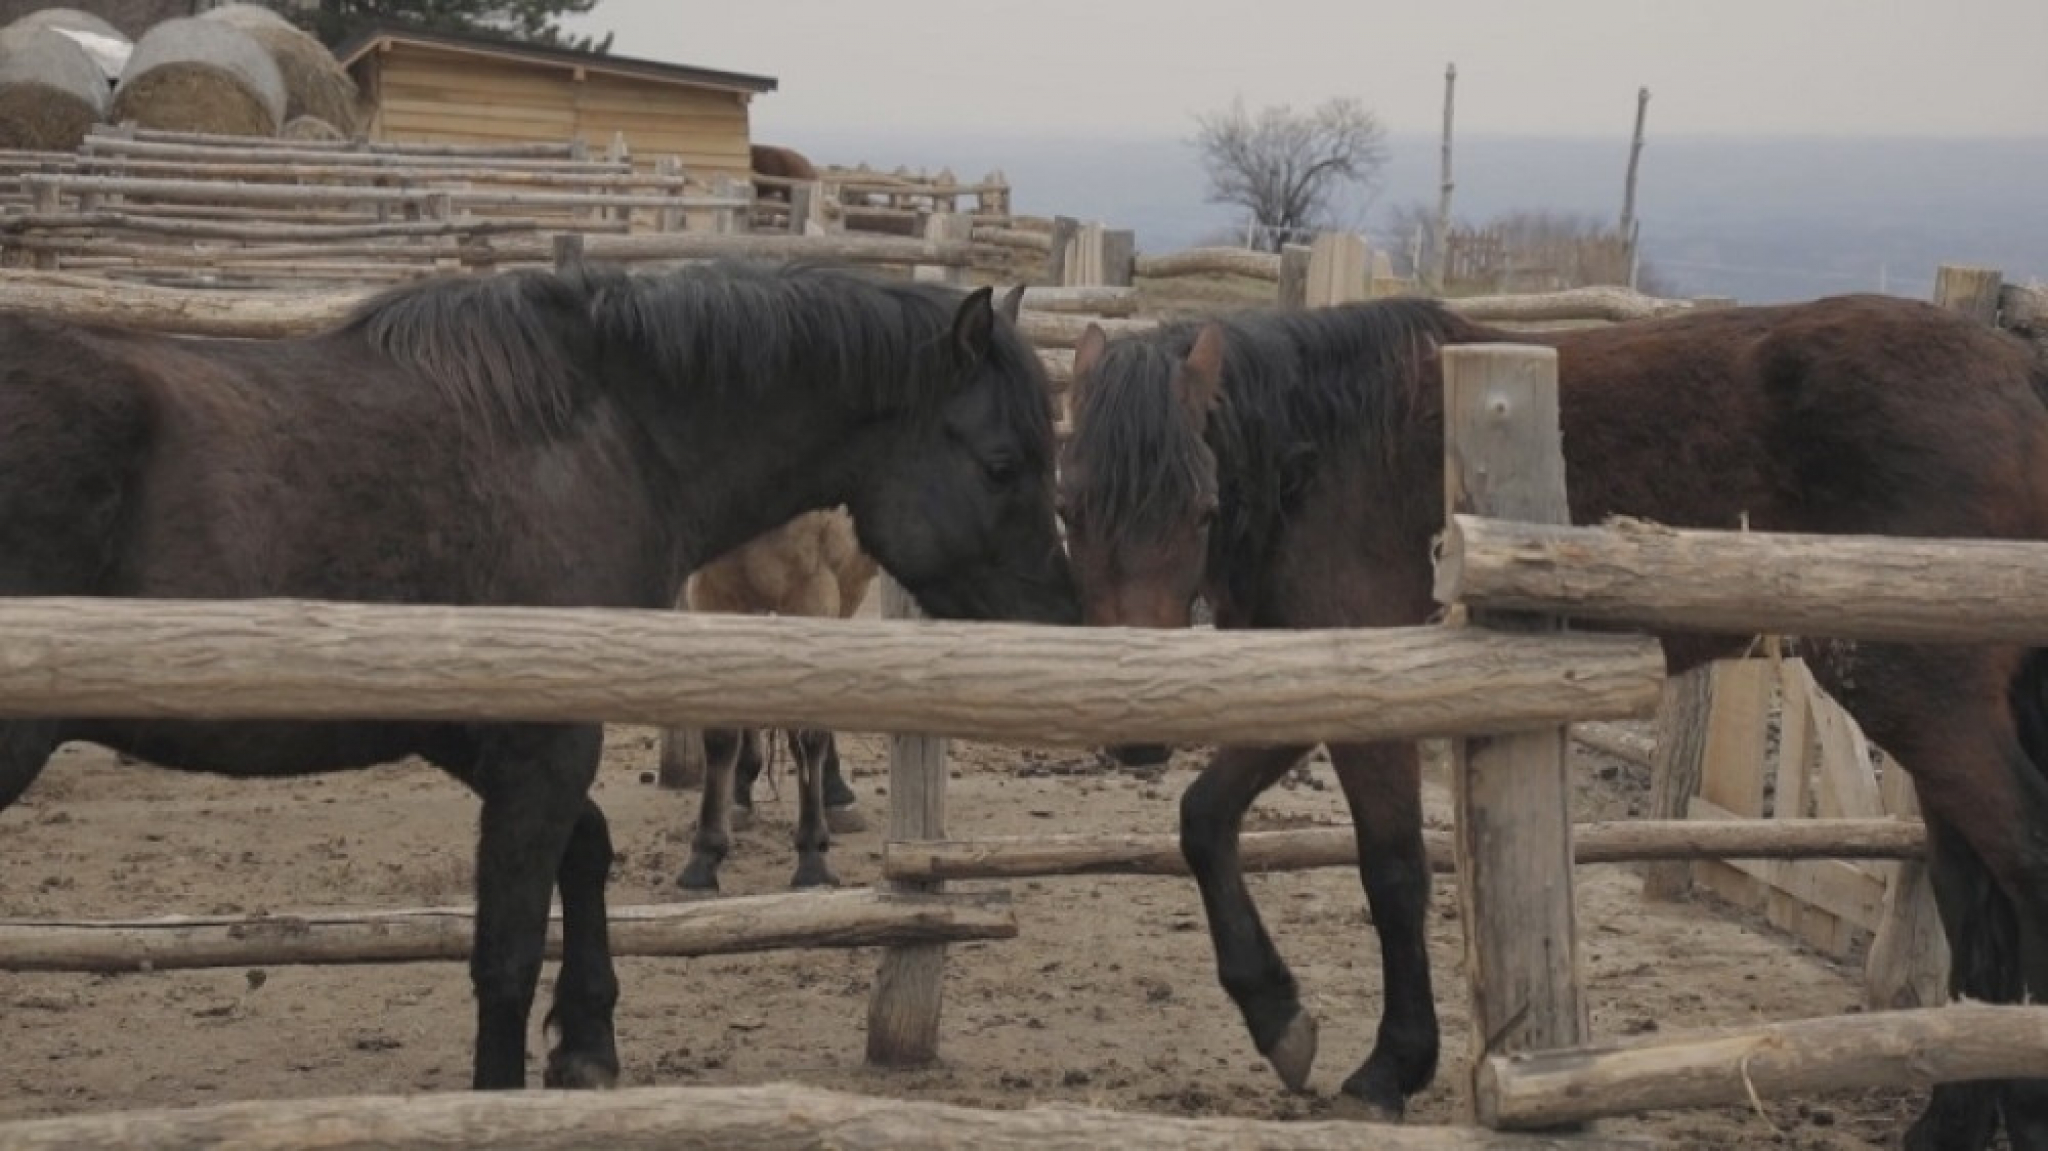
<box><xmin>1</xmin><ymin>264</ymin><xmax>2045</xmax><ymax>1146</ymax></box>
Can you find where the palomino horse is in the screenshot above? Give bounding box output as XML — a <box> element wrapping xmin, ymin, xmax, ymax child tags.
<box><xmin>1058</xmin><ymin>294</ymin><xmax>2048</xmax><ymax>1149</ymax></box>
<box><xmin>665</xmin><ymin>505</ymin><xmax>880</xmax><ymax>892</ymax></box>
<box><xmin>0</xmin><ymin>261</ymin><xmax>1076</xmax><ymax>1092</ymax></box>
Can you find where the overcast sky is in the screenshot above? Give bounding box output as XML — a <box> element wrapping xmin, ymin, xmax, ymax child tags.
<box><xmin>563</xmin><ymin>1</ymin><xmax>2047</xmax><ymax>139</ymax></box>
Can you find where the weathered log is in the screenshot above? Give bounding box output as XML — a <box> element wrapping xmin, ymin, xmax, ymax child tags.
<box><xmin>1134</xmin><ymin>245</ymin><xmax>1283</xmax><ymax>281</ymax></box>
<box><xmin>1445</xmin><ymin>285</ymin><xmax>1694</xmax><ymax>324</ymax></box>
<box><xmin>73</xmin><ymin>154</ymin><xmax>700</xmax><ymax>189</ymax></box>
<box><xmin>972</xmin><ymin>224</ymin><xmax>1053</xmax><ymax>253</ymax></box>
<box><xmin>1</xmin><ymin>210</ymin><xmax>544</xmax><ymax>242</ymax></box>
<box><xmin>0</xmin><ymin>888</ymin><xmax>1013</xmax><ymax>973</ymax></box>
<box><xmin>1010</xmin><ymin>285</ymin><xmax>1139</xmax><ymax>315</ymax></box>
<box><xmin>1477</xmin><ymin>1003</ymin><xmax>2048</xmax><ymax>1130</ymax></box>
<box><xmin>0</xmin><ymin>272</ymin><xmax>370</xmax><ymax>336</ymax></box>
<box><xmin>879</xmin><ymin>817</ymin><xmax>1926</xmax><ymax>881</ymax></box>
<box><xmin>1015</xmin><ymin>309</ymin><xmax>1157</xmax><ymax>349</ymax></box>
<box><xmin>18</xmin><ymin>172</ymin><xmax>743</xmax><ymax>212</ymax></box>
<box><xmin>0</xmin><ymin>1080</ymin><xmax>1653</xmax><ymax>1151</ymax></box>
<box><xmin>93</xmin><ymin>123</ymin><xmax>585</xmax><ymax>157</ymax></box>
<box><xmin>84</xmin><ymin>132</ymin><xmax>629</xmax><ymax>171</ymax></box>
<box><xmin>1437</xmin><ymin>514</ymin><xmax>2048</xmax><ymax>644</ymax></box>
<box><xmin>0</xmin><ymin>597</ymin><xmax>1664</xmax><ymax>747</ymax></box>
<box><xmin>1572</xmin><ymin>720</ymin><xmax>1655</xmax><ymax>765</ymax></box>
<box><xmin>469</xmin><ymin>231</ymin><xmax>985</xmax><ymax>268</ymax></box>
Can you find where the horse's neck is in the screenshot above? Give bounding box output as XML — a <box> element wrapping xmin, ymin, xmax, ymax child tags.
<box><xmin>642</xmin><ymin>388</ymin><xmax>866</xmax><ymax>578</ymax></box>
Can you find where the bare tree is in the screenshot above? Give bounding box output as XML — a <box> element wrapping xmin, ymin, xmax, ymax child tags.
<box><xmin>1192</xmin><ymin>96</ymin><xmax>1389</xmax><ymax>251</ymax></box>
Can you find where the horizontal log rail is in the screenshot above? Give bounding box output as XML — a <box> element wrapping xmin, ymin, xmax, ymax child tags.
<box><xmin>0</xmin><ymin>596</ymin><xmax>1664</xmax><ymax>747</ymax></box>
<box><xmin>0</xmin><ymin>1080</ymin><xmax>1651</xmax><ymax>1151</ymax></box>
<box><xmin>1437</xmin><ymin>514</ymin><xmax>2048</xmax><ymax>644</ymax></box>
<box><xmin>0</xmin><ymin>888</ymin><xmax>1013</xmax><ymax>972</ymax></box>
<box><xmin>1477</xmin><ymin>1004</ymin><xmax>2048</xmax><ymax>1129</ymax></box>
<box><xmin>880</xmin><ymin>817</ymin><xmax>1927</xmax><ymax>881</ymax></box>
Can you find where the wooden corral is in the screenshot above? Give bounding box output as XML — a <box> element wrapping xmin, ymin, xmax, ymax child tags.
<box><xmin>333</xmin><ymin>25</ymin><xmax>775</xmax><ymax>183</ymax></box>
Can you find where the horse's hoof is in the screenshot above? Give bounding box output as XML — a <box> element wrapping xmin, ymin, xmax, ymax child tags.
<box><xmin>1264</xmin><ymin>1011</ymin><xmax>1319</xmax><ymax>1093</ymax></box>
<box><xmin>1336</xmin><ymin>1067</ymin><xmax>1407</xmax><ymax>1123</ymax></box>
<box><xmin>790</xmin><ymin>863</ymin><xmax>841</xmax><ymax>890</ymax></box>
<box><xmin>675</xmin><ymin>860</ymin><xmax>721</xmax><ymax>896</ymax></box>
<box><xmin>543</xmin><ymin>1051</ymin><xmax>619</xmax><ymax>1090</ymax></box>
<box><xmin>825</xmin><ymin>804</ymin><xmax>866</xmax><ymax>834</ymax></box>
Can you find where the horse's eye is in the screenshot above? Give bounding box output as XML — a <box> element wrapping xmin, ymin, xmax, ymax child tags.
<box><xmin>982</xmin><ymin>457</ymin><xmax>1019</xmax><ymax>485</ymax></box>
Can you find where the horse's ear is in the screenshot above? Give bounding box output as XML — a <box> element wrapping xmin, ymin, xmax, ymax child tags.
<box><xmin>997</xmin><ymin>284</ymin><xmax>1027</xmax><ymax>322</ymax></box>
<box><xmin>1070</xmin><ymin>322</ymin><xmax>1109</xmax><ymax>410</ymax></box>
<box><xmin>1179</xmin><ymin>322</ymin><xmax>1227</xmax><ymax>421</ymax></box>
<box><xmin>951</xmin><ymin>286</ymin><xmax>997</xmax><ymax>364</ymax></box>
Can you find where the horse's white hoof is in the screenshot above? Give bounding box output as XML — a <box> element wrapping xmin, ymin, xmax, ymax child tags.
<box><xmin>1267</xmin><ymin>1012</ymin><xmax>1319</xmax><ymax>1092</ymax></box>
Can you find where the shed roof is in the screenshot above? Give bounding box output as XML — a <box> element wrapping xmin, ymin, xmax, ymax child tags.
<box><xmin>334</xmin><ymin>24</ymin><xmax>779</xmax><ymax>96</ymax></box>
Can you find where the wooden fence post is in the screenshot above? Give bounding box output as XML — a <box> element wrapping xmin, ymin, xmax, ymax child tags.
<box><xmin>865</xmin><ymin>577</ymin><xmax>952</xmax><ymax>1066</ymax></box>
<box><xmin>1045</xmin><ymin>214</ymin><xmax>1078</xmax><ymax>286</ymax></box>
<box><xmin>655</xmin><ymin>156</ymin><xmax>686</xmax><ymax>233</ymax></box>
<box><xmin>787</xmin><ymin>180</ymin><xmax>826</xmax><ymax>237</ymax></box>
<box><xmin>916</xmin><ymin>213</ymin><xmax>971</xmax><ymax>285</ymax></box>
<box><xmin>1441</xmin><ymin>344</ymin><xmax>1590</xmax><ymax>1120</ymax></box>
<box><xmin>1305</xmin><ymin>232</ymin><xmax>1372</xmax><ymax>307</ymax></box>
<box><xmin>1933</xmin><ymin>264</ymin><xmax>2003</xmax><ymax>326</ymax></box>
<box><xmin>1277</xmin><ymin>243</ymin><xmax>1311</xmax><ymax>309</ymax></box>
<box><xmin>1100</xmin><ymin>228</ymin><xmax>1135</xmax><ymax>287</ymax></box>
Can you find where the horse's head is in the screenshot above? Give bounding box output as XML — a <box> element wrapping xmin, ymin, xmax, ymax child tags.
<box><xmin>1058</xmin><ymin>321</ymin><xmax>1226</xmax><ymax>767</ymax></box>
<box><xmin>846</xmin><ymin>285</ymin><xmax>1080</xmax><ymax>626</ymax></box>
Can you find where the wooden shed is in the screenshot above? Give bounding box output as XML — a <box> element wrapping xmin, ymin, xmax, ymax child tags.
<box><xmin>334</xmin><ymin>26</ymin><xmax>776</xmax><ymax>180</ymax></box>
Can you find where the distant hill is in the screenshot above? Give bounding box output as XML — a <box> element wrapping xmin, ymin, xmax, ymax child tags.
<box><xmin>778</xmin><ymin>126</ymin><xmax>2048</xmax><ymax>304</ymax></box>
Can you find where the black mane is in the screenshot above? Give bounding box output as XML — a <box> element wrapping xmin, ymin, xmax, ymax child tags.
<box><xmin>336</xmin><ymin>260</ymin><xmax>1054</xmax><ymax>447</ymax></box>
<box><xmin>1070</xmin><ymin>296</ymin><xmax>1481</xmax><ymax>551</ymax></box>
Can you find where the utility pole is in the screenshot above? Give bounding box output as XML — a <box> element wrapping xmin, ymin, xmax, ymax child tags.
<box><xmin>1620</xmin><ymin>86</ymin><xmax>1649</xmax><ymax>288</ymax></box>
<box><xmin>1432</xmin><ymin>62</ymin><xmax>1456</xmax><ymax>292</ymax></box>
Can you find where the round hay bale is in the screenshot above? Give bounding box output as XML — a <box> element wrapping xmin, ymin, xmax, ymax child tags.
<box><xmin>280</xmin><ymin>113</ymin><xmax>344</xmax><ymax>141</ymax></box>
<box><xmin>201</xmin><ymin>4</ymin><xmax>362</xmax><ymax>135</ymax></box>
<box><xmin>2</xmin><ymin>8</ymin><xmax>129</xmax><ymax>82</ymax></box>
<box><xmin>0</xmin><ymin>25</ymin><xmax>109</xmax><ymax>151</ymax></box>
<box><xmin>111</xmin><ymin>16</ymin><xmax>285</xmax><ymax>137</ymax></box>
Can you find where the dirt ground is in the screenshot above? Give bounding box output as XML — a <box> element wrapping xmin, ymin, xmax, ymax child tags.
<box><xmin>0</xmin><ymin>706</ymin><xmax>1937</xmax><ymax>1149</ymax></box>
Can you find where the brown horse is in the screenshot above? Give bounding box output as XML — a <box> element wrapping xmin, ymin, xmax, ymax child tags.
<box><xmin>0</xmin><ymin>261</ymin><xmax>1076</xmax><ymax>1093</ymax></box>
<box><xmin>1058</xmin><ymin>294</ymin><xmax>2048</xmax><ymax>1148</ymax></box>
<box><xmin>751</xmin><ymin>143</ymin><xmax>818</xmax><ymax>203</ymax></box>
<box><xmin>665</xmin><ymin>506</ymin><xmax>880</xmax><ymax>892</ymax></box>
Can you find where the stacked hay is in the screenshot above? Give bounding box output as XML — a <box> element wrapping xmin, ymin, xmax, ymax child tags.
<box><xmin>202</xmin><ymin>4</ymin><xmax>363</xmax><ymax>136</ymax></box>
<box><xmin>111</xmin><ymin>16</ymin><xmax>285</xmax><ymax>137</ymax></box>
<box><xmin>5</xmin><ymin>8</ymin><xmax>129</xmax><ymax>81</ymax></box>
<box><xmin>280</xmin><ymin>113</ymin><xmax>345</xmax><ymax>141</ymax></box>
<box><xmin>0</xmin><ymin>21</ymin><xmax>112</xmax><ymax>151</ymax></box>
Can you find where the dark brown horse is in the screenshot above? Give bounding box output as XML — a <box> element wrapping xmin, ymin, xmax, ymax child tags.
<box><xmin>1058</xmin><ymin>294</ymin><xmax>2048</xmax><ymax>1148</ymax></box>
<box><xmin>0</xmin><ymin>260</ymin><xmax>1077</xmax><ymax>1093</ymax></box>
<box><xmin>751</xmin><ymin>143</ymin><xmax>818</xmax><ymax>203</ymax></box>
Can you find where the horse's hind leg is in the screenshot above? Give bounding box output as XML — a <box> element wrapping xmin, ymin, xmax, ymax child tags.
<box><xmin>0</xmin><ymin>720</ymin><xmax>63</xmax><ymax>811</ymax></box>
<box><xmin>1180</xmin><ymin>742</ymin><xmax>1319</xmax><ymax>1091</ymax></box>
<box><xmin>678</xmin><ymin>727</ymin><xmax>743</xmax><ymax>894</ymax></box>
<box><xmin>466</xmin><ymin>724</ymin><xmax>604</xmax><ymax>1090</ymax></box>
<box><xmin>1327</xmin><ymin>740</ymin><xmax>1439</xmax><ymax>1120</ymax></box>
<box><xmin>1905</xmin><ymin>815</ymin><xmax>2017</xmax><ymax>1151</ymax></box>
<box><xmin>788</xmin><ymin>727</ymin><xmax>840</xmax><ymax>889</ymax></box>
<box><xmin>542</xmin><ymin>796</ymin><xmax>621</xmax><ymax>1089</ymax></box>
<box><xmin>821</xmin><ymin>734</ymin><xmax>865</xmax><ymax>834</ymax></box>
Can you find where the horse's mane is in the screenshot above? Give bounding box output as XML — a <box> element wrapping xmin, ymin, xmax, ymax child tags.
<box><xmin>333</xmin><ymin>260</ymin><xmax>1052</xmax><ymax>446</ymax></box>
<box><xmin>1070</xmin><ymin>297</ymin><xmax>1483</xmax><ymax>547</ymax></box>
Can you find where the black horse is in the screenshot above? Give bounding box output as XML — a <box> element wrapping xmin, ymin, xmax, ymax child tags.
<box><xmin>0</xmin><ymin>259</ymin><xmax>1078</xmax><ymax>1091</ymax></box>
<box><xmin>1058</xmin><ymin>294</ymin><xmax>2048</xmax><ymax>1148</ymax></box>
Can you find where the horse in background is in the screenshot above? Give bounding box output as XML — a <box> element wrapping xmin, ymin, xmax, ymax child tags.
<box><xmin>664</xmin><ymin>506</ymin><xmax>879</xmax><ymax>893</ymax></box>
<box><xmin>751</xmin><ymin>143</ymin><xmax>818</xmax><ymax>203</ymax></box>
<box><xmin>0</xmin><ymin>262</ymin><xmax>1074</xmax><ymax>1093</ymax></box>
<box><xmin>1057</xmin><ymin>294</ymin><xmax>2048</xmax><ymax>1149</ymax></box>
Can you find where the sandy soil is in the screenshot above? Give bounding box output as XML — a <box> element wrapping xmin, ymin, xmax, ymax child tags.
<box><xmin>0</xmin><ymin>714</ymin><xmax>1932</xmax><ymax>1149</ymax></box>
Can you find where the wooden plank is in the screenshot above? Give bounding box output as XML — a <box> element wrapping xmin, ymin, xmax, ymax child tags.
<box><xmin>1692</xmin><ymin>659</ymin><xmax>1774</xmax><ymax>909</ymax></box>
<box><xmin>1763</xmin><ymin>658</ymin><xmax>1848</xmax><ymax>951</ymax></box>
<box><xmin>1865</xmin><ymin>764</ymin><xmax>1950</xmax><ymax>1009</ymax></box>
<box><xmin>1642</xmin><ymin>667</ymin><xmax>1713</xmax><ymax>900</ymax></box>
<box><xmin>1693</xmin><ymin>798</ymin><xmax>1889</xmax><ymax>931</ymax></box>
<box><xmin>1443</xmin><ymin>344</ymin><xmax>1589</xmax><ymax>1116</ymax></box>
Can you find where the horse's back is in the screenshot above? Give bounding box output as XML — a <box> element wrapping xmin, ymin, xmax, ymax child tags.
<box><xmin>1530</xmin><ymin>294</ymin><xmax>2048</xmax><ymax>541</ymax></box>
<box><xmin>0</xmin><ymin>313</ymin><xmax>155</xmax><ymax>595</ymax></box>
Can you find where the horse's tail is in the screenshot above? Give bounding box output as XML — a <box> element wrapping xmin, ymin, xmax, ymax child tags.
<box><xmin>2014</xmin><ymin>649</ymin><xmax>2048</xmax><ymax>778</ymax></box>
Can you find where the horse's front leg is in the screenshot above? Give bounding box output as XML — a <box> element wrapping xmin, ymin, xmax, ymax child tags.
<box><xmin>1180</xmin><ymin>742</ymin><xmax>1317</xmax><ymax>1090</ymax></box>
<box><xmin>1328</xmin><ymin>740</ymin><xmax>1438</xmax><ymax>1121</ymax></box>
<box><xmin>467</xmin><ymin>724</ymin><xmax>603</xmax><ymax>1090</ymax></box>
<box><xmin>543</xmin><ymin>796</ymin><xmax>621</xmax><ymax>1088</ymax></box>
<box><xmin>788</xmin><ymin>728</ymin><xmax>839</xmax><ymax>889</ymax></box>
